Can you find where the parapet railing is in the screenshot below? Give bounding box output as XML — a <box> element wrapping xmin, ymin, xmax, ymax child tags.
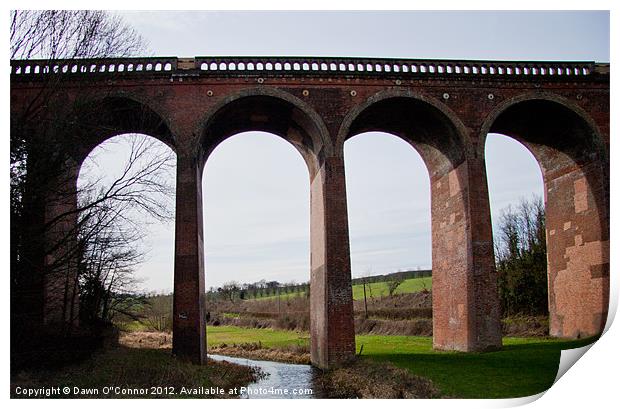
<box><xmin>193</xmin><ymin>56</ymin><xmax>597</xmax><ymax>77</ymax></box>
<box><xmin>10</xmin><ymin>56</ymin><xmax>601</xmax><ymax>79</ymax></box>
<box><xmin>10</xmin><ymin>57</ymin><xmax>178</xmax><ymax>76</ymax></box>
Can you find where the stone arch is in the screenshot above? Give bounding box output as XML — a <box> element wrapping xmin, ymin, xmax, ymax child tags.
<box><xmin>197</xmin><ymin>87</ymin><xmax>332</xmax><ymax>177</ymax></box>
<box><xmin>67</xmin><ymin>94</ymin><xmax>176</xmax><ymax>165</ymax></box>
<box><xmin>338</xmin><ymin>89</ymin><xmax>502</xmax><ymax>352</ymax></box>
<box><xmin>36</xmin><ymin>94</ymin><xmax>176</xmax><ymax>327</ymax></box>
<box><xmin>336</xmin><ymin>88</ymin><xmax>473</xmax><ymax>162</ymax></box>
<box><xmin>480</xmin><ymin>93</ymin><xmax>609</xmax><ymax>338</ymax></box>
<box><xmin>478</xmin><ymin>91</ymin><xmax>607</xmax><ymax>159</ymax></box>
<box><xmin>189</xmin><ymin>87</ymin><xmax>354</xmax><ymax>368</ymax></box>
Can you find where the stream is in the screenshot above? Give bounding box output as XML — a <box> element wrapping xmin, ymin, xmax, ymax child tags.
<box><xmin>209</xmin><ymin>354</ymin><xmax>325</xmax><ymax>399</ymax></box>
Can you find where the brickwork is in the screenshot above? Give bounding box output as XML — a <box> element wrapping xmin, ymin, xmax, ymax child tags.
<box><xmin>172</xmin><ymin>153</ymin><xmax>206</xmax><ymax>362</ymax></box>
<box><xmin>545</xmin><ymin>166</ymin><xmax>609</xmax><ymax>337</ymax></box>
<box><xmin>10</xmin><ymin>56</ymin><xmax>609</xmax><ymax>367</ymax></box>
<box><xmin>310</xmin><ymin>156</ymin><xmax>356</xmax><ymax>368</ymax></box>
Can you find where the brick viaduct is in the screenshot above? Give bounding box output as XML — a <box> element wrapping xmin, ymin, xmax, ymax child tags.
<box><xmin>10</xmin><ymin>57</ymin><xmax>610</xmax><ymax>369</ymax></box>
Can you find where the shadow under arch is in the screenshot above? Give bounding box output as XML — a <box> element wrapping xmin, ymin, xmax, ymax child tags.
<box><xmin>478</xmin><ymin>92</ymin><xmax>607</xmax><ymax>159</ymax></box>
<box><xmin>480</xmin><ymin>95</ymin><xmax>609</xmax><ymax>338</ymax></box>
<box><xmin>339</xmin><ymin>91</ymin><xmax>502</xmax><ymax>353</ymax></box>
<box><xmin>336</xmin><ymin>89</ymin><xmax>473</xmax><ymax>166</ymax></box>
<box><xmin>197</xmin><ymin>88</ymin><xmax>332</xmax><ymax>177</ymax></box>
<box><xmin>68</xmin><ymin>95</ymin><xmax>176</xmax><ymax>166</ymax></box>
<box><xmin>481</xmin><ymin>95</ymin><xmax>608</xmax><ymax>228</ymax></box>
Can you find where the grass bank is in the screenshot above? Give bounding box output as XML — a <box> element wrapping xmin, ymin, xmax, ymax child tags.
<box><xmin>12</xmin><ymin>332</ymin><xmax>262</xmax><ymax>399</ymax></box>
<box><xmin>354</xmin><ymin>334</ymin><xmax>596</xmax><ymax>398</ymax></box>
<box><xmin>208</xmin><ymin>325</ymin><xmax>309</xmax><ymax>348</ymax></box>
<box><xmin>206</xmin><ymin>325</ymin><xmax>596</xmax><ymax>399</ymax></box>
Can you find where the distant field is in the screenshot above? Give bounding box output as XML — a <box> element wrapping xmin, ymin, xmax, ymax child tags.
<box><xmin>206</xmin><ymin>325</ymin><xmax>596</xmax><ymax>399</ymax></box>
<box><xmin>246</xmin><ymin>291</ymin><xmax>306</xmax><ymax>302</ymax></box>
<box><xmin>247</xmin><ymin>276</ymin><xmax>432</xmax><ymax>302</ymax></box>
<box><xmin>351</xmin><ymin>277</ymin><xmax>432</xmax><ymax>300</ymax></box>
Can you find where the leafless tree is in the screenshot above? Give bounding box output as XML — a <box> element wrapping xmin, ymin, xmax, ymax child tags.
<box><xmin>141</xmin><ymin>293</ymin><xmax>173</xmax><ymax>332</ymax></box>
<box><xmin>11</xmin><ymin>10</ymin><xmax>147</xmax><ymax>61</ymax></box>
<box><xmin>11</xmin><ymin>11</ymin><xmax>156</xmax><ymax>335</ymax></box>
<box><xmin>219</xmin><ymin>282</ymin><xmax>241</xmax><ymax>304</ymax></box>
<box><xmin>10</xmin><ymin>10</ymin><xmax>149</xmax><ymax>149</ymax></box>
<box><xmin>75</xmin><ymin>136</ymin><xmax>175</xmax><ymax>326</ymax></box>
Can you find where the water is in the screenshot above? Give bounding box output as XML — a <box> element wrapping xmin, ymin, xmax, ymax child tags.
<box><xmin>209</xmin><ymin>354</ymin><xmax>324</xmax><ymax>399</ymax></box>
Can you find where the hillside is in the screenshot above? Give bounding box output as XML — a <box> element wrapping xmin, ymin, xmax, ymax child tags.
<box><xmin>243</xmin><ymin>274</ymin><xmax>432</xmax><ymax>302</ymax></box>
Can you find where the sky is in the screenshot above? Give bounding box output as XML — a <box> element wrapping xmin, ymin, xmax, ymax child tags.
<box><xmin>78</xmin><ymin>11</ymin><xmax>610</xmax><ymax>292</ymax></box>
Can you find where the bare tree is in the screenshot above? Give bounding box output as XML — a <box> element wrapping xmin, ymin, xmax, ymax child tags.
<box><xmin>10</xmin><ymin>11</ymin><xmax>153</xmax><ymax>336</ymax></box>
<box><xmin>219</xmin><ymin>282</ymin><xmax>241</xmax><ymax>304</ymax></box>
<box><xmin>362</xmin><ymin>277</ymin><xmax>369</xmax><ymax>318</ymax></box>
<box><xmin>76</xmin><ymin>136</ymin><xmax>175</xmax><ymax>326</ymax></box>
<box><xmin>11</xmin><ymin>10</ymin><xmax>147</xmax><ymax>61</ymax></box>
<box><xmin>10</xmin><ymin>10</ymin><xmax>149</xmax><ymax>170</ymax></box>
<box><xmin>142</xmin><ymin>293</ymin><xmax>173</xmax><ymax>332</ymax></box>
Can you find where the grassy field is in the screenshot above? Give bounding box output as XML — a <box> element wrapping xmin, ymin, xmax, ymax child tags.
<box><xmin>206</xmin><ymin>325</ymin><xmax>596</xmax><ymax>399</ymax></box>
<box><xmin>351</xmin><ymin>277</ymin><xmax>432</xmax><ymax>300</ymax></box>
<box><xmin>246</xmin><ymin>276</ymin><xmax>433</xmax><ymax>302</ymax></box>
<box><xmin>208</xmin><ymin>325</ymin><xmax>309</xmax><ymax>349</ymax></box>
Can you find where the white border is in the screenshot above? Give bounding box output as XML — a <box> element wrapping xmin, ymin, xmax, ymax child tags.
<box><xmin>3</xmin><ymin>2</ymin><xmax>617</xmax><ymax>408</ymax></box>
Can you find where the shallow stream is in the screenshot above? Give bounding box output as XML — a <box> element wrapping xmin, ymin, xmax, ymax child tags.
<box><xmin>209</xmin><ymin>354</ymin><xmax>324</xmax><ymax>399</ymax></box>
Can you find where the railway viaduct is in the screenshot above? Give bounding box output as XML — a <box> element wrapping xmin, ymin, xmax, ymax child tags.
<box><xmin>10</xmin><ymin>56</ymin><xmax>610</xmax><ymax>369</ymax></box>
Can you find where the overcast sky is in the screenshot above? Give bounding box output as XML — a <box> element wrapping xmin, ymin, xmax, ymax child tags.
<box><xmin>78</xmin><ymin>11</ymin><xmax>610</xmax><ymax>292</ymax></box>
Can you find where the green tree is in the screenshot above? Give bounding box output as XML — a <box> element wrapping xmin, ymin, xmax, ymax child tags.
<box><xmin>387</xmin><ymin>276</ymin><xmax>405</xmax><ymax>297</ymax></box>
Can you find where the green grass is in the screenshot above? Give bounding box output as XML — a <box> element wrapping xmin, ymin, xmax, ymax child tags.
<box><xmin>245</xmin><ymin>276</ymin><xmax>432</xmax><ymax>302</ymax></box>
<box><xmin>207</xmin><ymin>325</ymin><xmax>309</xmax><ymax>349</ymax></box>
<box><xmin>115</xmin><ymin>320</ymin><xmax>149</xmax><ymax>332</ymax></box>
<box><xmin>351</xmin><ymin>277</ymin><xmax>432</xmax><ymax>300</ymax></box>
<box><xmin>354</xmin><ymin>334</ymin><xmax>596</xmax><ymax>398</ymax></box>
<box><xmin>206</xmin><ymin>325</ymin><xmax>596</xmax><ymax>399</ymax></box>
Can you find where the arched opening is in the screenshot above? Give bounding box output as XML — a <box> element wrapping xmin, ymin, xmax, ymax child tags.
<box><xmin>193</xmin><ymin>91</ymin><xmax>354</xmax><ymax>368</ymax></box>
<box><xmin>344</xmin><ymin>132</ymin><xmax>433</xmax><ymax>336</ymax></box>
<box><xmin>484</xmin><ymin>98</ymin><xmax>609</xmax><ymax>338</ymax></box>
<box><xmin>38</xmin><ymin>95</ymin><xmax>176</xmax><ymax>336</ymax></box>
<box><xmin>340</xmin><ymin>93</ymin><xmax>501</xmax><ymax>352</ymax></box>
<box><xmin>485</xmin><ymin>133</ymin><xmax>547</xmax><ymax>332</ymax></box>
<box><xmin>201</xmin><ymin>131</ymin><xmax>310</xmax><ymax>358</ymax></box>
<box><xmin>77</xmin><ymin>133</ymin><xmax>176</xmax><ymax>328</ymax></box>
